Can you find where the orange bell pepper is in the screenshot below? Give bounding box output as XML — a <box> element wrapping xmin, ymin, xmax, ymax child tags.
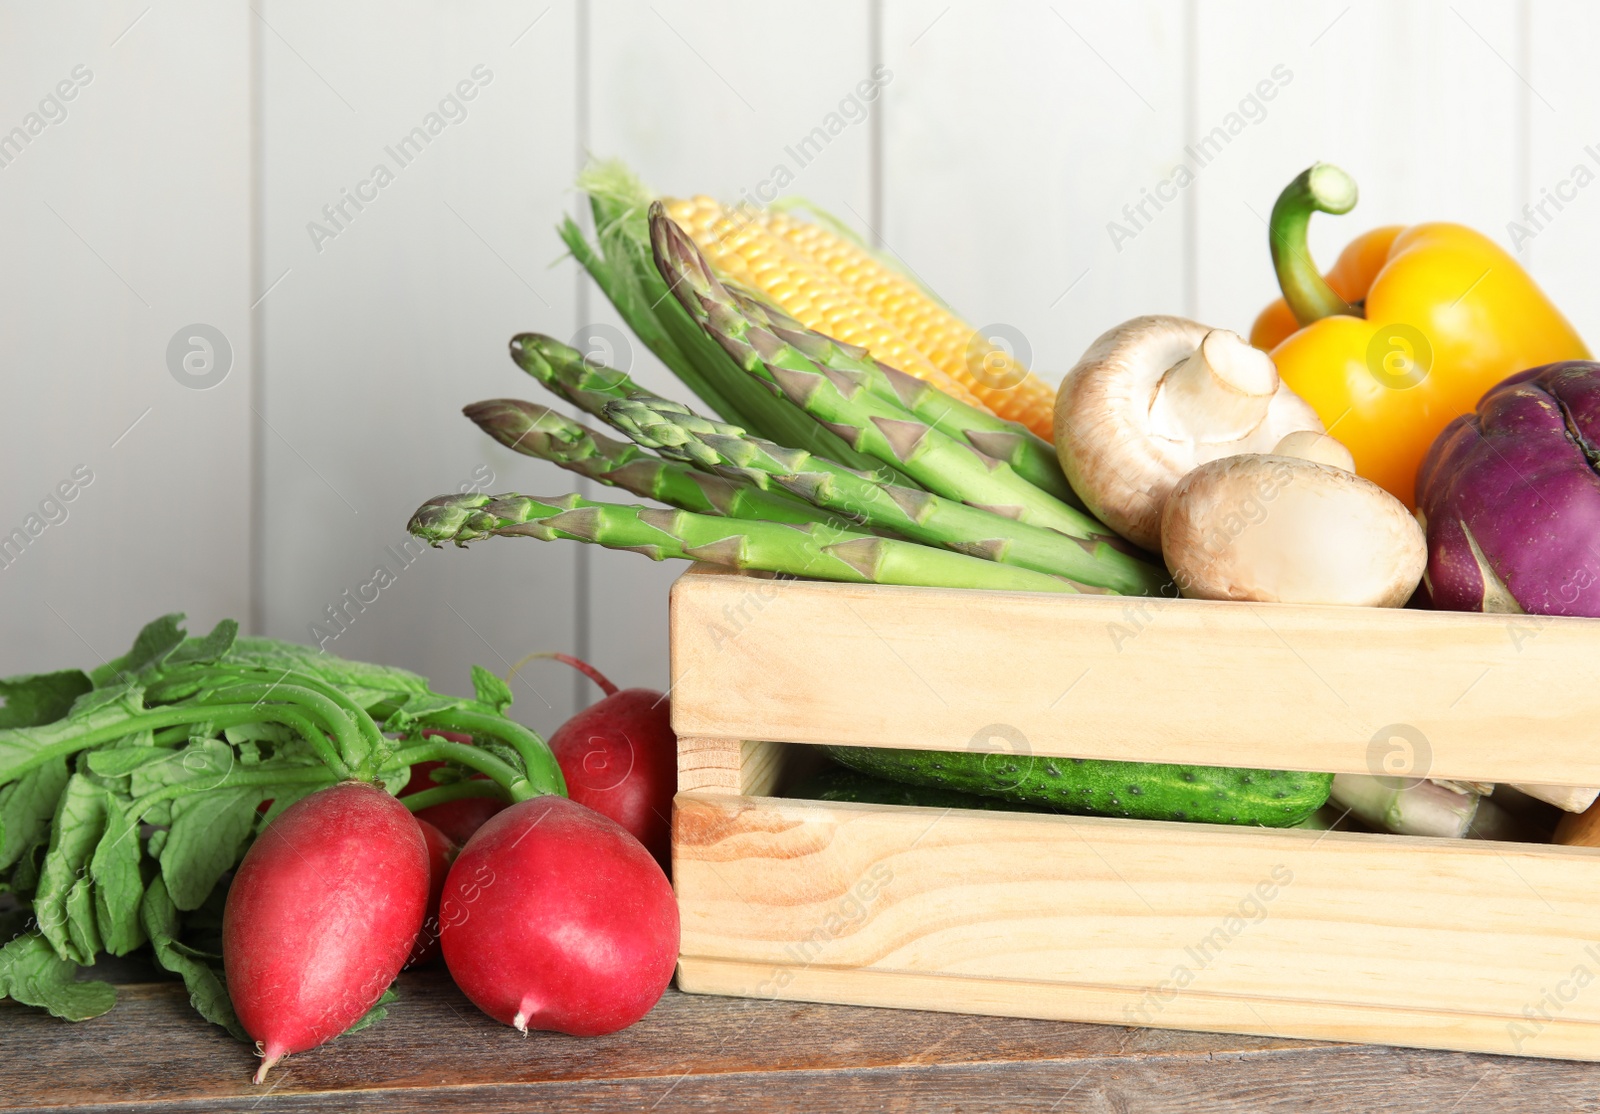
<box><xmin>1249</xmin><ymin>163</ymin><xmax>1588</xmax><ymax>507</ymax></box>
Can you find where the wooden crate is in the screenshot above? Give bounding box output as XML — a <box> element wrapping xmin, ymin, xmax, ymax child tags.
<box><xmin>668</xmin><ymin>566</ymin><xmax>1600</xmax><ymax>1061</ymax></box>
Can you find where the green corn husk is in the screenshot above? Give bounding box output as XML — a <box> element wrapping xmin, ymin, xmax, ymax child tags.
<box><xmin>562</xmin><ymin>160</ymin><xmax>886</xmax><ymax>474</ymax></box>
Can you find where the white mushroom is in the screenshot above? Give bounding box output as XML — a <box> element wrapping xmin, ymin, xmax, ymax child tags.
<box><xmin>1270</xmin><ymin>430</ymin><xmax>1355</xmax><ymax>471</ymax></box>
<box><xmin>1054</xmin><ymin>316</ymin><xmax>1324</xmax><ymax>551</ymax></box>
<box><xmin>1159</xmin><ymin>433</ymin><xmax>1427</xmax><ymax>607</ymax></box>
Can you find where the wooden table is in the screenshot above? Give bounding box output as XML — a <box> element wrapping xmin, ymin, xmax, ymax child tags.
<box><xmin>6</xmin><ymin>965</ymin><xmax>1599</xmax><ymax>1112</ymax></box>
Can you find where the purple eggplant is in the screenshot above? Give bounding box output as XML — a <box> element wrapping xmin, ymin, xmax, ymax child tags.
<box><xmin>1416</xmin><ymin>361</ymin><xmax>1600</xmax><ymax>616</ymax></box>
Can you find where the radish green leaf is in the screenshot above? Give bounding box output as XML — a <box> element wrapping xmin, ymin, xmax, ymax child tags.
<box><xmin>0</xmin><ymin>933</ymin><xmax>116</xmax><ymax>1021</ymax></box>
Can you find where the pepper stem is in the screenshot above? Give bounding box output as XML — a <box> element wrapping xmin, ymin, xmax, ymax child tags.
<box><xmin>1269</xmin><ymin>163</ymin><xmax>1361</xmax><ymax>326</ymax></box>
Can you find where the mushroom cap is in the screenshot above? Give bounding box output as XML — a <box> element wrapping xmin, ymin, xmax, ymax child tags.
<box><xmin>1055</xmin><ymin>316</ymin><xmax>1323</xmax><ymax>551</ymax></box>
<box><xmin>1160</xmin><ymin>453</ymin><xmax>1427</xmax><ymax>608</ymax></box>
<box><xmin>1272</xmin><ymin>430</ymin><xmax>1356</xmax><ymax>472</ymax></box>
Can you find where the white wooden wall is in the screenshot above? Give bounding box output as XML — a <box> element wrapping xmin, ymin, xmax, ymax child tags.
<box><xmin>3</xmin><ymin>1</ymin><xmax>1593</xmax><ymax>736</ymax></box>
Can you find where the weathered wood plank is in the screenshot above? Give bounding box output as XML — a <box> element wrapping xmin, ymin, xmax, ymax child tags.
<box><xmin>0</xmin><ymin>968</ymin><xmax>1298</xmax><ymax>1108</ymax></box>
<box><xmin>7</xmin><ymin>970</ymin><xmax>1600</xmax><ymax>1112</ymax></box>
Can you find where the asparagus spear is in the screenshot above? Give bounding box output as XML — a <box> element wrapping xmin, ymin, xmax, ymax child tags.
<box><xmin>508</xmin><ymin>333</ymin><xmax>639</xmax><ymax>419</ymax></box>
<box><xmin>605</xmin><ymin>394</ymin><xmax>1148</xmax><ymax>591</ymax></box>
<box><xmin>408</xmin><ymin>492</ymin><xmax>1090</xmax><ymax>595</ymax></box>
<box><xmin>730</xmin><ymin>288</ymin><xmax>1083</xmax><ymax>509</ymax></box>
<box><xmin>510</xmin><ymin>331</ymin><xmax>916</xmax><ymax>489</ymax></box>
<box><xmin>651</xmin><ymin>206</ymin><xmax>1167</xmax><ymax>592</ymax></box>
<box><xmin>463</xmin><ymin>398</ymin><xmax>854</xmax><ymax>529</ymax></box>
<box><xmin>1330</xmin><ymin>774</ymin><xmax>1480</xmax><ymax>838</ymax></box>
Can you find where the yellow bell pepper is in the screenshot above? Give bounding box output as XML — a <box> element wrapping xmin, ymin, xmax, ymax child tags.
<box><xmin>1249</xmin><ymin>163</ymin><xmax>1588</xmax><ymax>508</ymax></box>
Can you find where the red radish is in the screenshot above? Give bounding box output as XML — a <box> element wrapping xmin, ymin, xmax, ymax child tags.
<box><xmin>403</xmin><ymin>759</ymin><xmax>506</xmax><ymax>846</ymax></box>
<box><xmin>413</xmin><ymin>795</ymin><xmax>505</xmax><ymax>846</ymax></box>
<box><xmin>402</xmin><ymin>732</ymin><xmax>508</xmax><ymax>845</ymax></box>
<box><xmin>439</xmin><ymin>796</ymin><xmax>678</xmax><ymax>1036</ymax></box>
<box><xmin>535</xmin><ymin>654</ymin><xmax>676</xmax><ymax>872</ymax></box>
<box><xmin>223</xmin><ymin>781</ymin><xmax>429</xmax><ymax>1083</ymax></box>
<box><xmin>404</xmin><ymin>818</ymin><xmax>459</xmax><ymax>969</ymax></box>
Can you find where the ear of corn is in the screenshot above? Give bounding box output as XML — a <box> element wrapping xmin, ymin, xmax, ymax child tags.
<box><xmin>661</xmin><ymin>196</ymin><xmax>1059</xmax><ymax>439</ymax></box>
<box><xmin>663</xmin><ymin>197</ymin><xmax>983</xmax><ymax>409</ymax></box>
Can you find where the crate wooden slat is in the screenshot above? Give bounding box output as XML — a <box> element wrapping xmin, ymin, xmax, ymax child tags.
<box><xmin>670</xmin><ymin>566</ymin><xmax>1595</xmax><ymax>787</ymax></box>
<box><xmin>669</xmin><ymin>566</ymin><xmax>1600</xmax><ymax>1060</ymax></box>
<box><xmin>674</xmin><ymin>793</ymin><xmax>1600</xmax><ymax>1059</ymax></box>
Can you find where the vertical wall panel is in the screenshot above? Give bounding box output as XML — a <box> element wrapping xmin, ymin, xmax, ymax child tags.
<box><xmin>1527</xmin><ymin>0</ymin><xmax>1600</xmax><ymax>346</ymax></box>
<box><xmin>881</xmin><ymin>0</ymin><xmax>1190</xmax><ymax>386</ymax></box>
<box><xmin>4</xmin><ymin>0</ymin><xmax>1591</xmax><ymax>719</ymax></box>
<box><xmin>1193</xmin><ymin>0</ymin><xmax>1523</xmax><ymax>334</ymax></box>
<box><xmin>257</xmin><ymin>1</ymin><xmax>581</xmax><ymax>733</ymax></box>
<box><xmin>0</xmin><ymin>2</ymin><xmax>252</xmax><ymax>675</ymax></box>
<box><xmin>583</xmin><ymin>0</ymin><xmax>877</xmax><ymax>694</ymax></box>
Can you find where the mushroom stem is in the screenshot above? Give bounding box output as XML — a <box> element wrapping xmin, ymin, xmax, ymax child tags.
<box><xmin>1148</xmin><ymin>329</ymin><xmax>1279</xmax><ymax>443</ymax></box>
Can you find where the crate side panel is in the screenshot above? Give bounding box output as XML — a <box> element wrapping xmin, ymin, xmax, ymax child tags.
<box><xmin>669</xmin><ymin>569</ymin><xmax>1600</xmax><ymax>786</ymax></box>
<box><xmin>673</xmin><ymin>794</ymin><xmax>1600</xmax><ymax>1050</ymax></box>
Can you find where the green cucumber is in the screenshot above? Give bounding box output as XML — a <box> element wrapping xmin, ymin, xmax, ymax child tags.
<box><xmin>825</xmin><ymin>745</ymin><xmax>1331</xmax><ymax>828</ymax></box>
<box><xmin>789</xmin><ymin>763</ymin><xmax>1052</xmax><ymax>813</ymax></box>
